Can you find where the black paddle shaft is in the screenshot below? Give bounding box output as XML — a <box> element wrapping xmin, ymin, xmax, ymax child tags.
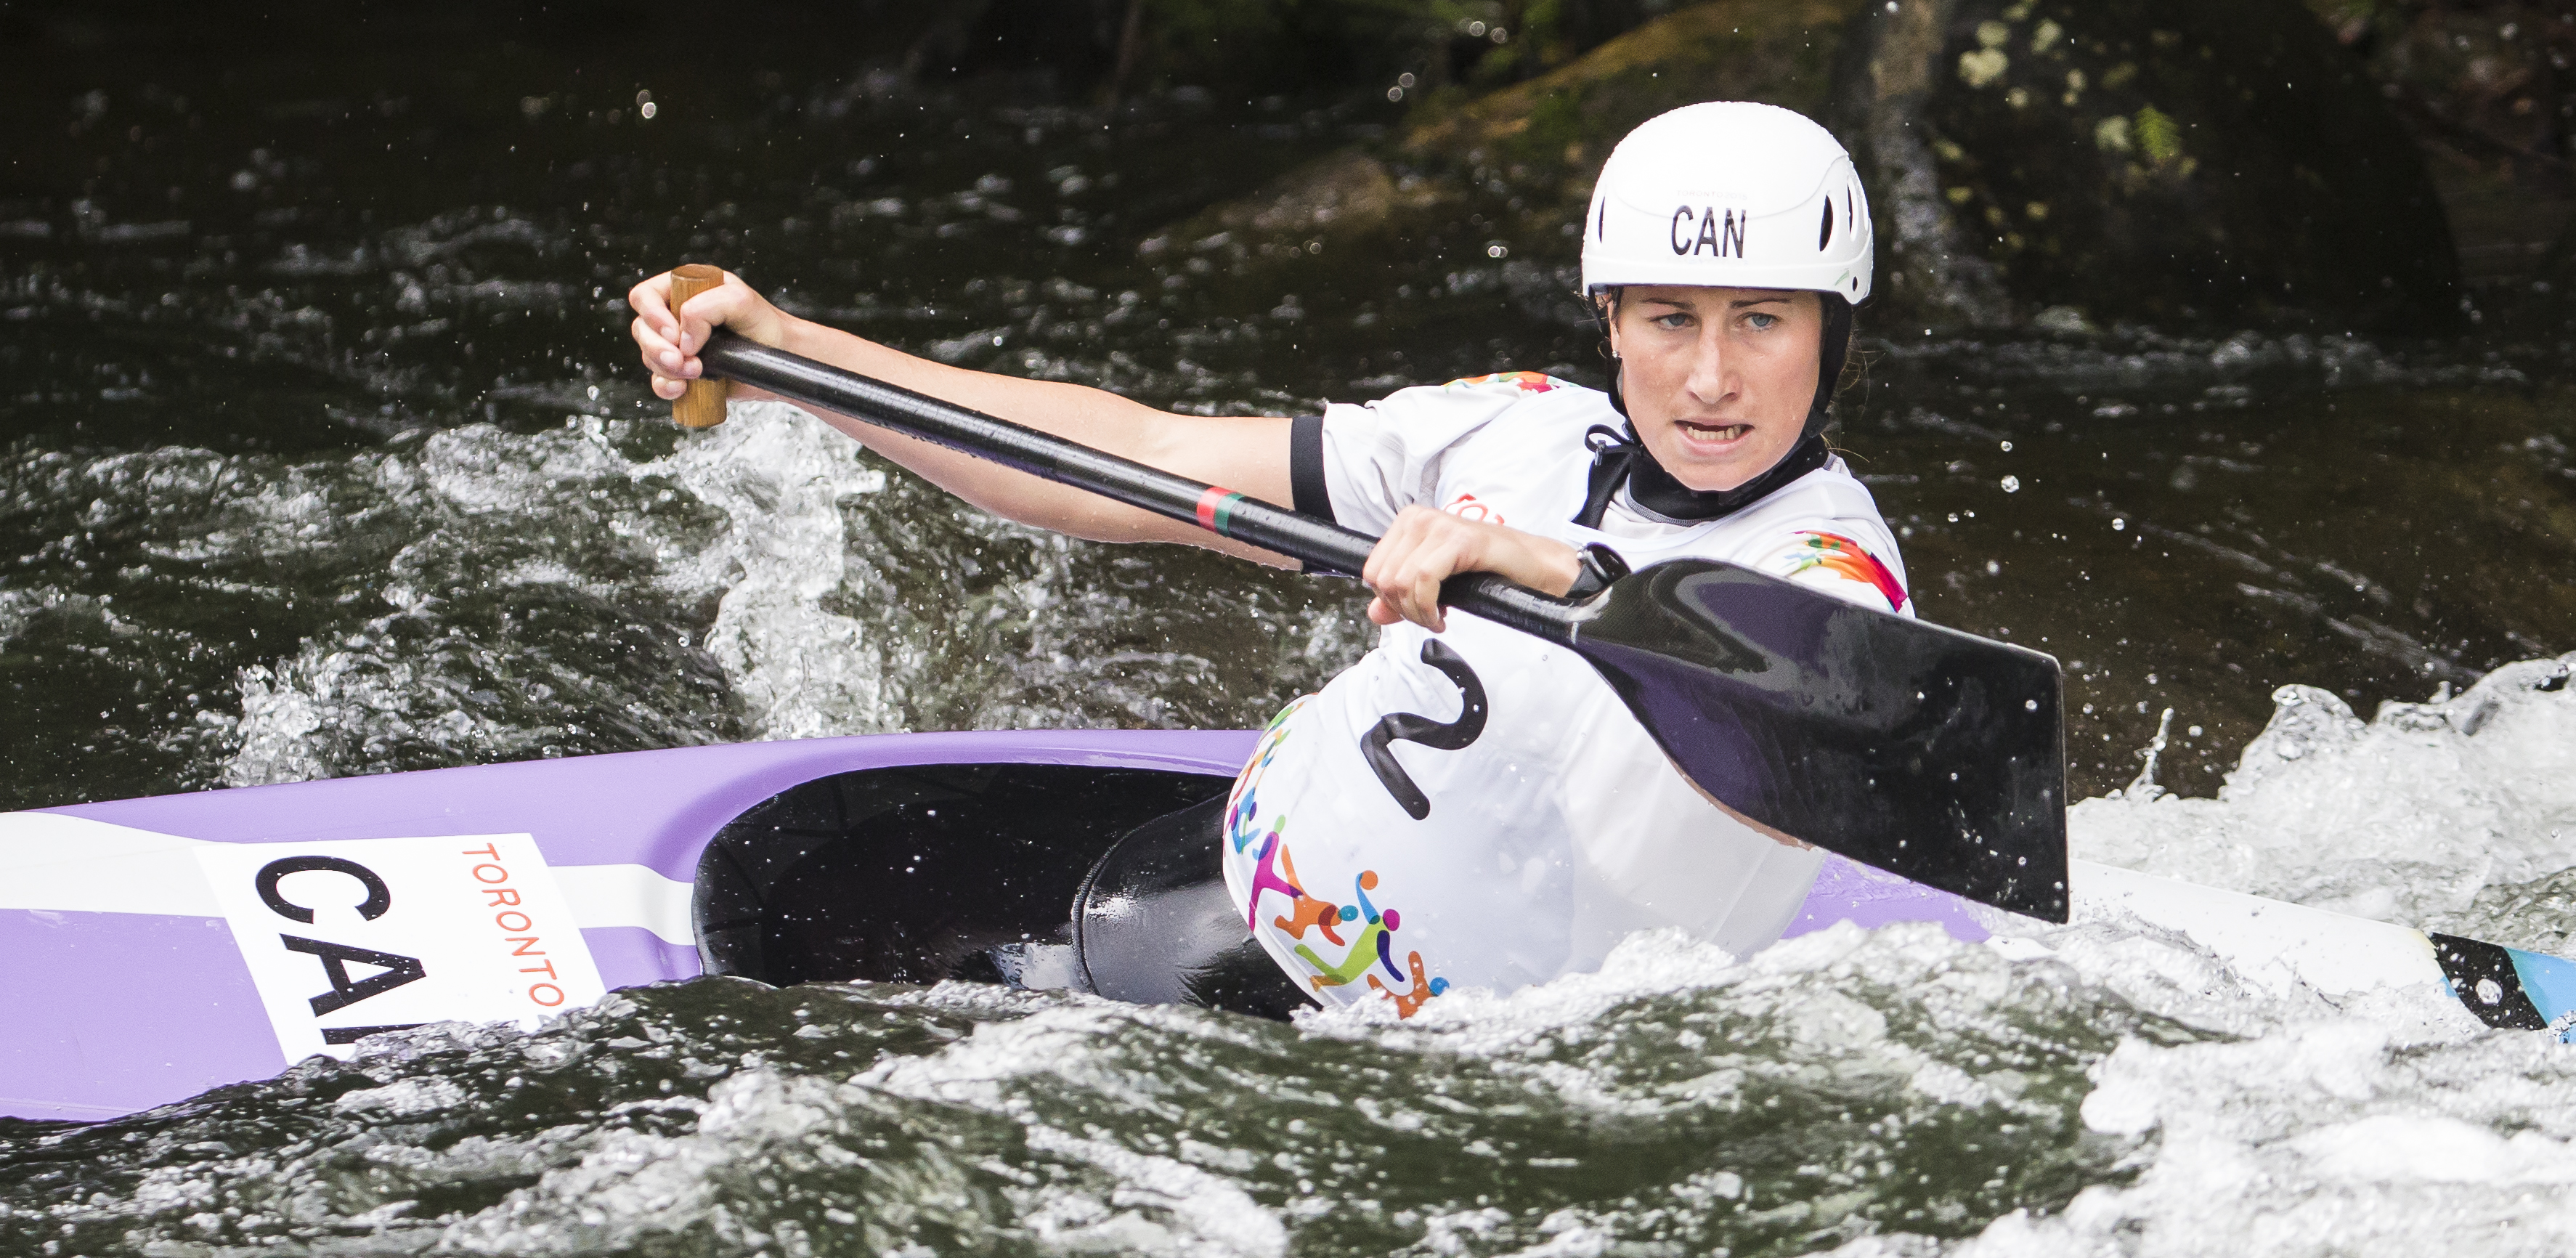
<box><xmin>695</xmin><ymin>330</ymin><xmax>2071</xmax><ymax>921</ymax></box>
<box><xmin>698</xmin><ymin>333</ymin><xmax>1580</xmax><ymax>641</ymax></box>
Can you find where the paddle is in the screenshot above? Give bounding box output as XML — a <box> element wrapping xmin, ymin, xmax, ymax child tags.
<box><xmin>680</xmin><ymin>326</ymin><xmax>2071</xmax><ymax>922</ymax></box>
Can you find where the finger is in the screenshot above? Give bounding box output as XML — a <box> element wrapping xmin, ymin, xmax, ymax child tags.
<box><xmin>675</xmin><ymin>290</ymin><xmax>747</xmax><ymax>356</ymax></box>
<box><xmin>1375</xmin><ymin>544</ymin><xmax>1431</xmax><ymax>623</ymax></box>
<box><xmin>1415</xmin><ymin>537</ymin><xmax>1473</xmax><ymax>631</ymax></box>
<box><xmin>1364</xmin><ymin>508</ymin><xmax>1434</xmax><ymax>585</ymax></box>
<box><xmin>1407</xmin><ymin>566</ymin><xmax>1448</xmax><ymax>633</ymax></box>
<box><xmin>1382</xmin><ymin>556</ymin><xmax>1430</xmax><ymax>629</ymax></box>
<box><xmin>1365</xmin><ymin>596</ymin><xmax>1400</xmax><ymax>626</ymax></box>
<box><xmin>627</xmin><ymin>274</ymin><xmax>672</xmax><ymax>325</ymax></box>
<box><xmin>620</xmin><ymin>275</ymin><xmax>665</xmax><ymax>317</ymax></box>
<box><xmin>633</xmin><ymin>315</ymin><xmax>687</xmax><ymax>376</ymax></box>
<box><xmin>1360</xmin><ymin>523</ymin><xmax>1407</xmax><ymax>593</ymax></box>
<box><xmin>651</xmin><ymin>373</ymin><xmax>686</xmax><ymax>400</ymax></box>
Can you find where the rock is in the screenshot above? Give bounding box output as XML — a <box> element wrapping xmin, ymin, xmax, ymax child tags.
<box><xmin>1149</xmin><ymin>0</ymin><xmax>2462</xmax><ymax>337</ymax></box>
<box><xmin>1833</xmin><ymin>0</ymin><xmax>2461</xmax><ymax>333</ymax></box>
<box><xmin>1138</xmin><ymin>150</ymin><xmax>1442</xmax><ymax>258</ymax></box>
<box><xmin>1146</xmin><ymin>0</ymin><xmax>1864</xmax><ymax>262</ymax></box>
<box><xmin>1398</xmin><ymin>0</ymin><xmax>1858</xmax><ymax>200</ymax></box>
<box><xmin>2508</xmin><ymin>216</ymin><xmax>2576</xmax><ymax>335</ymax></box>
<box><xmin>2282</xmin><ymin>2</ymin><xmax>2575</xmax><ymax>331</ymax></box>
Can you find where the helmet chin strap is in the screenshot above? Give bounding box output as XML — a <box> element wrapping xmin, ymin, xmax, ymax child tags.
<box><xmin>1577</xmin><ymin>292</ymin><xmax>1850</xmax><ymax>528</ymax></box>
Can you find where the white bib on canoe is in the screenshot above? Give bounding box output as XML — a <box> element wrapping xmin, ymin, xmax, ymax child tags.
<box><xmin>1221</xmin><ymin>372</ymin><xmax>1914</xmax><ymax>1013</ymax></box>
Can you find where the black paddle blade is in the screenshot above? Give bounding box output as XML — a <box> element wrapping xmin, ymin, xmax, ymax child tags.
<box><xmin>1568</xmin><ymin>559</ymin><xmax>2069</xmax><ymax>922</ymax></box>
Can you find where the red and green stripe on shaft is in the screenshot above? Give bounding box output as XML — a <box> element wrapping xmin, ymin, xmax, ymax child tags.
<box><xmin>1193</xmin><ymin>486</ymin><xmax>1248</xmax><ymax>538</ymax></box>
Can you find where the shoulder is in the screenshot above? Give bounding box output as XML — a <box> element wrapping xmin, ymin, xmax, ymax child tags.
<box><xmin>1323</xmin><ymin>371</ymin><xmax>1609</xmax><ymax>461</ymax></box>
<box><xmin>1439</xmin><ymin>370</ymin><xmax>1580</xmax><ymax>398</ymax></box>
<box><xmin>1342</xmin><ymin>370</ymin><xmax>1597</xmax><ymax>426</ymax></box>
<box><xmin>1715</xmin><ymin>458</ymin><xmax>1913</xmax><ymax>616</ymax></box>
<box><xmin>1314</xmin><ymin>371</ymin><xmax>1609</xmax><ymax>529</ymax></box>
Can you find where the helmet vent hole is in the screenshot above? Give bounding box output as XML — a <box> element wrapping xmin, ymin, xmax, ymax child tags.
<box><xmin>1819</xmin><ymin>200</ymin><xmax>1835</xmax><ymax>250</ymax></box>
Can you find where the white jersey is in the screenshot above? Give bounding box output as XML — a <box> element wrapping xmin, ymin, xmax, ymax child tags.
<box><xmin>1219</xmin><ymin>372</ymin><xmax>1914</xmax><ymax>1015</ymax></box>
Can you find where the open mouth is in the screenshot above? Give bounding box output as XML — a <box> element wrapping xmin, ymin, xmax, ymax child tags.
<box><xmin>1676</xmin><ymin>420</ymin><xmax>1753</xmax><ymax>445</ymax></box>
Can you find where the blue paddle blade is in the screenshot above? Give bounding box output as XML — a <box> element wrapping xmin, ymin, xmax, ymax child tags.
<box><xmin>1569</xmin><ymin>560</ymin><xmax>2070</xmax><ymax>922</ymax></box>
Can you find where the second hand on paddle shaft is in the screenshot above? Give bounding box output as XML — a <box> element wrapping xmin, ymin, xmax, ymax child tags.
<box><xmin>673</xmin><ymin>325</ymin><xmax>2071</xmax><ymax>922</ymax></box>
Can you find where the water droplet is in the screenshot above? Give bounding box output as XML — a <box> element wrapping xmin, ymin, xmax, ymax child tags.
<box><xmin>2187</xmin><ymin>725</ymin><xmax>2203</xmax><ymax>737</ymax></box>
<box><xmin>1485</xmin><ymin>243</ymin><xmax>1508</xmax><ymax>259</ymax></box>
<box><xmin>639</xmin><ymin>101</ymin><xmax>658</xmax><ymax>120</ymax></box>
<box><xmin>1387</xmin><ymin>86</ymin><xmax>1405</xmax><ymax>102</ymax></box>
<box><xmin>2000</xmin><ymin>474</ymin><xmax>2020</xmax><ymax>492</ymax></box>
<box><xmin>1999</xmin><ymin>439</ymin><xmax>2013</xmax><ymax>452</ymax></box>
<box><xmin>2111</xmin><ymin>518</ymin><xmax>2126</xmax><ymax>531</ymax></box>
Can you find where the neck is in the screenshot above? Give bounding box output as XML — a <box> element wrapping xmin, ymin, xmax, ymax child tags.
<box><xmin>1626</xmin><ymin>434</ymin><xmax>1831</xmax><ymax>522</ymax></box>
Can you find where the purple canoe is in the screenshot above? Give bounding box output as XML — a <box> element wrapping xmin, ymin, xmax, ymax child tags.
<box><xmin>1</xmin><ymin>729</ymin><xmax>1984</xmax><ymax>1123</ymax></box>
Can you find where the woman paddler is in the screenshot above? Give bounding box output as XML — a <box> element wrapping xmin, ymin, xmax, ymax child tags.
<box><xmin>629</xmin><ymin>102</ymin><xmax>1907</xmax><ymax>1015</ymax></box>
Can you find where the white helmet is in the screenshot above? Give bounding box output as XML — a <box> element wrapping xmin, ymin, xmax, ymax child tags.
<box><xmin>1581</xmin><ymin>102</ymin><xmax>1872</xmax><ymax>304</ymax></box>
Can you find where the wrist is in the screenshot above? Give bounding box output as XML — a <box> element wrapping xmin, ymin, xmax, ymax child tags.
<box><xmin>1561</xmin><ymin>543</ymin><xmax>1630</xmax><ymax>601</ymax></box>
<box><xmin>768</xmin><ymin>311</ymin><xmax>823</xmax><ymax>355</ymax></box>
<box><xmin>1519</xmin><ymin>535</ymin><xmax>1584</xmax><ymax>597</ymax></box>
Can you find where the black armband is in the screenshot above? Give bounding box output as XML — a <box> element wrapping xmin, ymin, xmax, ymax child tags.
<box><xmin>1562</xmin><ymin>543</ymin><xmax>1630</xmax><ymax>601</ymax></box>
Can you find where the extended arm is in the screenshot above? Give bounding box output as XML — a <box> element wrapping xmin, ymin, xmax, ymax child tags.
<box><xmin>630</xmin><ymin>268</ymin><xmax>1300</xmax><ymax>567</ymax></box>
<box><xmin>630</xmin><ymin>268</ymin><xmax>1582</xmax><ymax>612</ymax></box>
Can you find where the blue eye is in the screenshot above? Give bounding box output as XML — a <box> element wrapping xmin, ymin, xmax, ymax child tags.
<box><xmin>1745</xmin><ymin>312</ymin><xmax>1781</xmax><ymax>330</ymax></box>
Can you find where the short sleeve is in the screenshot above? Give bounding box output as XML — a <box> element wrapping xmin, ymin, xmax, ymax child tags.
<box><xmin>1749</xmin><ymin>529</ymin><xmax>1911</xmax><ymax>616</ymax></box>
<box><xmin>1315</xmin><ymin>375</ymin><xmax>1562</xmax><ymax>535</ymax></box>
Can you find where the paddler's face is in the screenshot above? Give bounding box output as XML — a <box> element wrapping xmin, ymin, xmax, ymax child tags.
<box><xmin>1605</xmin><ymin>285</ymin><xmax>1822</xmax><ymax>492</ymax></box>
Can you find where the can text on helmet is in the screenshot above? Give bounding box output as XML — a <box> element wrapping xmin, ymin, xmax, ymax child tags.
<box><xmin>1670</xmin><ymin>206</ymin><xmax>1747</xmax><ymax>258</ymax></box>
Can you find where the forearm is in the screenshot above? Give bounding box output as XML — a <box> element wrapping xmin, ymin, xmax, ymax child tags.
<box><xmin>763</xmin><ymin>317</ymin><xmax>1298</xmax><ymax>564</ymax></box>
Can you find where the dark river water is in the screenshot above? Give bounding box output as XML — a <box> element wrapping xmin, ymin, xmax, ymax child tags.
<box><xmin>6</xmin><ymin>6</ymin><xmax>2576</xmax><ymax>1255</ymax></box>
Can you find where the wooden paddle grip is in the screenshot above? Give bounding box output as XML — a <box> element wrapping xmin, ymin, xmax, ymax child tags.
<box><xmin>667</xmin><ymin>264</ymin><xmax>731</xmax><ymax>429</ymax></box>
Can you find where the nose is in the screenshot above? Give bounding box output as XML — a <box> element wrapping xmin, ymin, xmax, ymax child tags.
<box><xmin>1682</xmin><ymin>325</ymin><xmax>1736</xmax><ymax>407</ymax></box>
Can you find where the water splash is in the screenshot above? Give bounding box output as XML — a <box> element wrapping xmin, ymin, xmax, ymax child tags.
<box><xmin>2071</xmin><ymin>654</ymin><xmax>2576</xmax><ymax>927</ymax></box>
<box><xmin>638</xmin><ymin>401</ymin><xmax>898</xmax><ymax>741</ymax></box>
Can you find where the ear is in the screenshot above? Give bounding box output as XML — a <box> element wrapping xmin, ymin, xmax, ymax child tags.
<box><xmin>1597</xmin><ymin>293</ymin><xmax>1624</xmax><ymax>359</ymax></box>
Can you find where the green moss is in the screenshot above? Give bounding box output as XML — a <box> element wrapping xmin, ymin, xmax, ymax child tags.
<box><xmin>2133</xmin><ymin>105</ymin><xmax>2182</xmax><ymax>167</ymax></box>
<box><xmin>1516</xmin><ymin>89</ymin><xmax>1588</xmax><ymax>161</ymax></box>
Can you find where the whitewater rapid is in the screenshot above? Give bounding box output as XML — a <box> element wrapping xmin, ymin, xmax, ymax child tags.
<box><xmin>8</xmin><ymin>408</ymin><xmax>2572</xmax><ymax>1257</ymax></box>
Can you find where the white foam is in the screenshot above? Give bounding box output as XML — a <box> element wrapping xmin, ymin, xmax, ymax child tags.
<box><xmin>205</xmin><ymin>399</ymin><xmax>1361</xmax><ymax>785</ymax></box>
<box><xmin>633</xmin><ymin>400</ymin><xmax>898</xmax><ymax>740</ymax></box>
<box><xmin>2071</xmin><ymin>654</ymin><xmax>2576</xmax><ymax>927</ymax></box>
<box><xmin>1912</xmin><ymin>1023</ymin><xmax>2576</xmax><ymax>1258</ymax></box>
<box><xmin>1779</xmin><ymin>654</ymin><xmax>2576</xmax><ymax>1258</ymax></box>
<box><xmin>219</xmin><ymin>405</ymin><xmax>898</xmax><ymax>784</ymax></box>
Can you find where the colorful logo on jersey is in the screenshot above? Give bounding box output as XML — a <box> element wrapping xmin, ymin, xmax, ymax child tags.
<box><xmin>1241</xmin><ymin>837</ymin><xmax>1451</xmax><ymax>1017</ymax></box>
<box><xmin>1443</xmin><ymin>492</ymin><xmax>1503</xmax><ymax>524</ymax></box>
<box><xmin>1784</xmin><ymin>532</ymin><xmax>1908</xmax><ymax>612</ymax></box>
<box><xmin>1442</xmin><ymin>370</ymin><xmax>1561</xmax><ymax>394</ymax></box>
<box><xmin>1226</xmin><ymin>698</ymin><xmax>1303</xmax><ymax>855</ymax></box>
<box><xmin>1230</xmin><ymin>705</ymin><xmax>1451</xmax><ymax>1018</ymax></box>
